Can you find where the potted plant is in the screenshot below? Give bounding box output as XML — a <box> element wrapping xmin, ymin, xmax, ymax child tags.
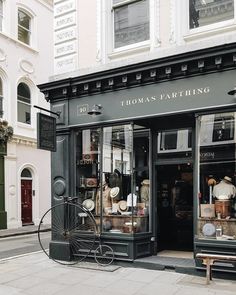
<box><xmin>0</xmin><ymin>119</ymin><xmax>13</xmax><ymax>146</ymax></box>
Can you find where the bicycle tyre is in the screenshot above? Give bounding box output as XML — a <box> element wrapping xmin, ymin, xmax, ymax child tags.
<box><xmin>38</xmin><ymin>202</ymin><xmax>96</xmax><ymax>265</ymax></box>
<box><xmin>94</xmin><ymin>245</ymin><xmax>114</xmax><ymax>266</ymax></box>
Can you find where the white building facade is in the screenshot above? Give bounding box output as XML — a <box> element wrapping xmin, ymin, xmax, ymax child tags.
<box><xmin>0</xmin><ymin>0</ymin><xmax>53</xmax><ymax>229</ymax></box>
<box><xmin>53</xmin><ymin>0</ymin><xmax>236</xmax><ymax>78</ymax></box>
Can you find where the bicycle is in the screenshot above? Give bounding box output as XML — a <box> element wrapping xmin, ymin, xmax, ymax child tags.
<box><xmin>37</xmin><ymin>196</ymin><xmax>114</xmax><ymax>266</ymax></box>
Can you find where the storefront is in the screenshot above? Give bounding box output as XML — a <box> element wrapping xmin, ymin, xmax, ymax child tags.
<box><xmin>38</xmin><ymin>43</ymin><xmax>236</xmax><ymax>273</ymax></box>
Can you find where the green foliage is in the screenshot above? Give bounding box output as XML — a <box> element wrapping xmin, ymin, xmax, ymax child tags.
<box><xmin>0</xmin><ymin>119</ymin><xmax>13</xmax><ymax>145</ymax></box>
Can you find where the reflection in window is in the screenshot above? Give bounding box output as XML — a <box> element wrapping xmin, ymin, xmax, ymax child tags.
<box><xmin>0</xmin><ymin>78</ymin><xmax>3</xmax><ymax>118</ymax></box>
<box><xmin>0</xmin><ymin>0</ymin><xmax>3</xmax><ymax>31</ymax></box>
<box><xmin>189</xmin><ymin>0</ymin><xmax>234</xmax><ymax>29</ymax></box>
<box><xmin>17</xmin><ymin>83</ymin><xmax>31</xmax><ymax>124</ymax></box>
<box><xmin>212</xmin><ymin>113</ymin><xmax>234</xmax><ymax>142</ymax></box>
<box><xmin>160</xmin><ymin>130</ymin><xmax>178</xmax><ymax>151</ymax></box>
<box><xmin>18</xmin><ymin>9</ymin><xmax>31</xmax><ymax>45</ymax></box>
<box><xmin>113</xmin><ymin>0</ymin><xmax>149</xmax><ymax>48</ymax></box>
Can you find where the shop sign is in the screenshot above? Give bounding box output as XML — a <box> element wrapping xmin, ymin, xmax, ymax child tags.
<box><xmin>37</xmin><ymin>113</ymin><xmax>56</xmax><ymax>152</ymax></box>
<box><xmin>68</xmin><ymin>70</ymin><xmax>236</xmax><ymax>126</ymax></box>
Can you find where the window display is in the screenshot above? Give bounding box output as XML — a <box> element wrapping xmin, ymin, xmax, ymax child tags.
<box><xmin>76</xmin><ymin>124</ymin><xmax>150</xmax><ymax>234</ymax></box>
<box><xmin>198</xmin><ymin>112</ymin><xmax>236</xmax><ymax>241</ymax></box>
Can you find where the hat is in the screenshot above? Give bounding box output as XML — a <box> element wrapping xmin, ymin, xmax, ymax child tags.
<box><xmin>110</xmin><ymin>187</ymin><xmax>120</xmax><ymax>198</ymax></box>
<box><xmin>82</xmin><ymin>199</ymin><xmax>95</xmax><ymax>211</ymax></box>
<box><xmin>118</xmin><ymin>200</ymin><xmax>127</xmax><ymax>213</ymax></box>
<box><xmin>141</xmin><ymin>179</ymin><xmax>150</xmax><ymax>185</ymax></box>
<box><xmin>208</xmin><ymin>178</ymin><xmax>216</xmax><ymax>186</ymax></box>
<box><xmin>223</xmin><ymin>176</ymin><xmax>232</xmax><ymax>183</ymax></box>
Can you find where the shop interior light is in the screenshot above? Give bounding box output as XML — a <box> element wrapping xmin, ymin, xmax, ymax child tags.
<box><xmin>87</xmin><ymin>104</ymin><xmax>102</xmax><ymax>116</ymax></box>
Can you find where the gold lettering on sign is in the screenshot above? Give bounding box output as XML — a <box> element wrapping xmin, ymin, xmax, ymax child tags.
<box><xmin>120</xmin><ymin>87</ymin><xmax>211</xmax><ymax>107</ymax></box>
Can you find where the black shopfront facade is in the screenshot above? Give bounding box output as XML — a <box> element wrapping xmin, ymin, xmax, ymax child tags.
<box><xmin>39</xmin><ymin>43</ymin><xmax>236</xmax><ymax>274</ymax></box>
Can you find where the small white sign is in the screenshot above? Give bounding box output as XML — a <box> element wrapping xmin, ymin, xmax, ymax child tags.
<box><xmin>54</xmin><ymin>27</ymin><xmax>77</xmax><ymax>44</ymax></box>
<box><xmin>54</xmin><ymin>0</ymin><xmax>76</xmax><ymax>17</ymax></box>
<box><xmin>54</xmin><ymin>12</ymin><xmax>76</xmax><ymax>30</ymax></box>
<box><xmin>54</xmin><ymin>54</ymin><xmax>77</xmax><ymax>74</ymax></box>
<box><xmin>54</xmin><ymin>40</ymin><xmax>77</xmax><ymax>57</ymax></box>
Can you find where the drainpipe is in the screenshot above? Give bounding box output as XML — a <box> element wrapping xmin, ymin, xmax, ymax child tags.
<box><xmin>0</xmin><ymin>143</ymin><xmax>7</xmax><ymax>229</ymax></box>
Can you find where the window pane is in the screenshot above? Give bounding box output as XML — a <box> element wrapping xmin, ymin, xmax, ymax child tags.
<box><xmin>198</xmin><ymin>112</ymin><xmax>236</xmax><ymax>241</ymax></box>
<box><xmin>18</xmin><ymin>10</ymin><xmax>30</xmax><ymax>29</ymax></box>
<box><xmin>17</xmin><ymin>83</ymin><xmax>31</xmax><ymax>124</ymax></box>
<box><xmin>18</xmin><ymin>10</ymin><xmax>30</xmax><ymax>44</ymax></box>
<box><xmin>76</xmin><ymin>128</ymin><xmax>101</xmax><ymax>231</ymax></box>
<box><xmin>21</xmin><ymin>168</ymin><xmax>32</xmax><ymax>178</ymax></box>
<box><xmin>189</xmin><ymin>0</ymin><xmax>234</xmax><ymax>29</ymax></box>
<box><xmin>18</xmin><ymin>83</ymin><xmax>30</xmax><ymax>100</ymax></box>
<box><xmin>18</xmin><ymin>25</ymin><xmax>30</xmax><ymax>44</ymax></box>
<box><xmin>114</xmin><ymin>0</ymin><xmax>149</xmax><ymax>48</ymax></box>
<box><xmin>17</xmin><ymin>101</ymin><xmax>31</xmax><ymax>124</ymax></box>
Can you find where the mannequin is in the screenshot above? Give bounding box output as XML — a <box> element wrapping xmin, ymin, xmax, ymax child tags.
<box><xmin>96</xmin><ymin>182</ymin><xmax>112</xmax><ymax>214</ymax></box>
<box><xmin>213</xmin><ymin>176</ymin><xmax>236</xmax><ymax>200</ymax></box>
<box><xmin>213</xmin><ymin>176</ymin><xmax>236</xmax><ymax>218</ymax></box>
<box><xmin>140</xmin><ymin>179</ymin><xmax>150</xmax><ymax>205</ymax></box>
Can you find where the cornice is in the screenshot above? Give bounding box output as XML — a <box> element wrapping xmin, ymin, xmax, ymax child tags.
<box><xmin>38</xmin><ymin>42</ymin><xmax>236</xmax><ymax>102</ymax></box>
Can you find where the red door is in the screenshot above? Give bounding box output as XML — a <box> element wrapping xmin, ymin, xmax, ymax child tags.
<box><xmin>21</xmin><ymin>180</ymin><xmax>33</xmax><ymax>225</ymax></box>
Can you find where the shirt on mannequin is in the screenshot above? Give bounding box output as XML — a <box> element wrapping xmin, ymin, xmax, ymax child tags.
<box><xmin>213</xmin><ymin>180</ymin><xmax>236</xmax><ymax>200</ymax></box>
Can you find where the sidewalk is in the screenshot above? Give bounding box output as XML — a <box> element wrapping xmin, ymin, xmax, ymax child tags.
<box><xmin>0</xmin><ymin>224</ymin><xmax>50</xmax><ymax>238</ymax></box>
<box><xmin>0</xmin><ymin>251</ymin><xmax>235</xmax><ymax>295</ymax></box>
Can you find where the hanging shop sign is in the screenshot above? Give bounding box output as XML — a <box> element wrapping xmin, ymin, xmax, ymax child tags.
<box><xmin>37</xmin><ymin>113</ymin><xmax>56</xmax><ymax>152</ymax></box>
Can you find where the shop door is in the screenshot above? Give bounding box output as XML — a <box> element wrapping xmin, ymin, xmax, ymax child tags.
<box><xmin>156</xmin><ymin>164</ymin><xmax>193</xmax><ymax>251</ymax></box>
<box><xmin>156</xmin><ymin>126</ymin><xmax>194</xmax><ymax>251</ymax></box>
<box><xmin>21</xmin><ymin>180</ymin><xmax>33</xmax><ymax>225</ymax></box>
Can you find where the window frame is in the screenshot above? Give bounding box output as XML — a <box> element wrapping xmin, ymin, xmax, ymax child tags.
<box><xmin>17</xmin><ymin>82</ymin><xmax>31</xmax><ymax>125</ymax></box>
<box><xmin>184</xmin><ymin>0</ymin><xmax>236</xmax><ymax>38</ymax></box>
<box><xmin>18</xmin><ymin>8</ymin><xmax>32</xmax><ymax>45</ymax></box>
<box><xmin>112</xmin><ymin>0</ymin><xmax>150</xmax><ymax>51</ymax></box>
<box><xmin>0</xmin><ymin>0</ymin><xmax>3</xmax><ymax>32</ymax></box>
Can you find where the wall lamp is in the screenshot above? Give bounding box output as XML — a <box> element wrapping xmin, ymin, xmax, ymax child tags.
<box><xmin>228</xmin><ymin>87</ymin><xmax>236</xmax><ymax>96</ymax></box>
<box><xmin>87</xmin><ymin>104</ymin><xmax>103</xmax><ymax>116</ymax></box>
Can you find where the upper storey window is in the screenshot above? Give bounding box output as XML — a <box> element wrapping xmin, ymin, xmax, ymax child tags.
<box><xmin>0</xmin><ymin>0</ymin><xmax>3</xmax><ymax>31</ymax></box>
<box><xmin>189</xmin><ymin>0</ymin><xmax>234</xmax><ymax>29</ymax></box>
<box><xmin>17</xmin><ymin>83</ymin><xmax>31</xmax><ymax>124</ymax></box>
<box><xmin>18</xmin><ymin>9</ymin><xmax>31</xmax><ymax>45</ymax></box>
<box><xmin>113</xmin><ymin>0</ymin><xmax>149</xmax><ymax>49</ymax></box>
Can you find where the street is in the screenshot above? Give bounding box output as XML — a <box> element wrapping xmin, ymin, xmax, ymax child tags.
<box><xmin>0</xmin><ymin>251</ymin><xmax>236</xmax><ymax>295</ymax></box>
<box><xmin>0</xmin><ymin>232</ymin><xmax>50</xmax><ymax>260</ymax></box>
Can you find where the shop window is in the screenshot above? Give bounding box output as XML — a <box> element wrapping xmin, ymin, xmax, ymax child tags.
<box><xmin>0</xmin><ymin>78</ymin><xmax>3</xmax><ymax>118</ymax></box>
<box><xmin>112</xmin><ymin>0</ymin><xmax>149</xmax><ymax>49</ymax></box>
<box><xmin>0</xmin><ymin>0</ymin><xmax>3</xmax><ymax>31</ymax></box>
<box><xmin>17</xmin><ymin>82</ymin><xmax>31</xmax><ymax>124</ymax></box>
<box><xmin>197</xmin><ymin>112</ymin><xmax>236</xmax><ymax>242</ymax></box>
<box><xmin>76</xmin><ymin>124</ymin><xmax>150</xmax><ymax>235</ymax></box>
<box><xmin>18</xmin><ymin>9</ymin><xmax>31</xmax><ymax>45</ymax></box>
<box><xmin>189</xmin><ymin>0</ymin><xmax>234</xmax><ymax>29</ymax></box>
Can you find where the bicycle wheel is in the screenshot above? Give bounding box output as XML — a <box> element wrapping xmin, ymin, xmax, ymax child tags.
<box><xmin>38</xmin><ymin>202</ymin><xmax>96</xmax><ymax>265</ymax></box>
<box><xmin>94</xmin><ymin>244</ymin><xmax>114</xmax><ymax>266</ymax></box>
